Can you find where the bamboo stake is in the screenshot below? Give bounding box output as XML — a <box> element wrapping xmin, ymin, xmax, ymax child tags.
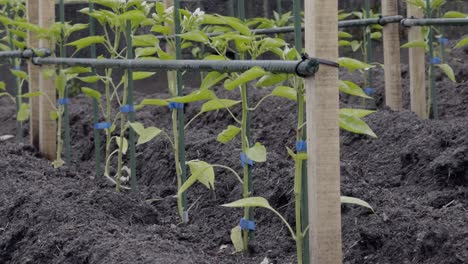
<box><xmin>305</xmin><ymin>0</ymin><xmax>342</xmax><ymax>263</ymax></box>
<box><xmin>382</xmin><ymin>0</ymin><xmax>402</xmax><ymax>110</ymax></box>
<box><xmin>27</xmin><ymin>0</ymin><xmax>40</xmax><ymax>147</ymax></box>
<box><xmin>407</xmin><ymin>4</ymin><xmax>427</xmax><ymax>119</ymax></box>
<box><xmin>38</xmin><ymin>0</ymin><xmax>57</xmax><ymax>160</ymax></box>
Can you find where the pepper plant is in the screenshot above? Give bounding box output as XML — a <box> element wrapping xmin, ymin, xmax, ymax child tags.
<box><xmin>403</xmin><ymin>0</ymin><xmax>459</xmax><ymax>117</ymax></box>
<box><xmin>75</xmin><ymin>0</ymin><xmax>158</xmax><ymax>190</ymax></box>
<box><xmin>0</xmin><ymin>0</ymin><xmax>33</xmax><ymax>141</ymax></box>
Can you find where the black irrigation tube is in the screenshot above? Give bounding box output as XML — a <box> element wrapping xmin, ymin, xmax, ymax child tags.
<box><xmin>0</xmin><ymin>49</ymin><xmax>51</xmax><ymax>60</ymax></box>
<box><xmin>31</xmin><ymin>57</ymin><xmax>322</xmax><ymax>76</ymax></box>
<box><xmin>155</xmin><ymin>16</ymin><xmax>468</xmax><ymax>41</ymax></box>
<box><xmin>401</xmin><ymin>18</ymin><xmax>468</xmax><ymax>27</ymax></box>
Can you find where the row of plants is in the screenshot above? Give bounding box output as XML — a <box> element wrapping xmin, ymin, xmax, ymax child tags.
<box><xmin>1</xmin><ymin>0</ymin><xmax>467</xmax><ymax>263</ymax></box>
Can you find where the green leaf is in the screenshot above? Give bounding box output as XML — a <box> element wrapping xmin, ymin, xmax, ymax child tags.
<box><xmin>443</xmin><ymin>11</ymin><xmax>467</xmax><ymax>18</ymax></box>
<box><xmin>151</xmin><ymin>25</ymin><xmax>171</xmax><ymax>35</ymax></box>
<box><xmin>371</xmin><ymin>32</ymin><xmax>382</xmax><ymax>40</ymax></box>
<box><xmin>255</xmin><ymin>73</ymin><xmax>288</xmax><ymax>87</ymax></box>
<box><xmin>187</xmin><ymin>160</ymin><xmax>215</xmax><ymax>190</ymax></box>
<box><xmin>224</xmin><ymin>67</ymin><xmax>266</xmax><ymax>90</ymax></box>
<box><xmin>217</xmin><ymin>125</ymin><xmax>241</xmax><ymax>143</ymax></box>
<box><xmin>338</xmin><ymin>57</ymin><xmax>374</xmax><ymax>72</ymax></box>
<box><xmin>178</xmin><ymin>160</ymin><xmax>216</xmax><ymax>195</ymax></box>
<box><xmin>338</xmin><ymin>31</ymin><xmax>353</xmax><ymax>39</ymax></box>
<box><xmin>135</xmin><ymin>47</ymin><xmax>158</xmax><ymax>58</ymax></box>
<box><xmin>133</xmin><ymin>34</ymin><xmax>159</xmax><ymax>47</ymax></box>
<box><xmin>436</xmin><ymin>64</ymin><xmax>456</xmax><ymax>83</ymax></box>
<box><xmin>339</xmin><ymin>113</ymin><xmax>377</xmax><ymax>138</ymax></box>
<box><xmin>168</xmin><ymin>90</ymin><xmax>215</xmax><ymax>103</ymax></box>
<box><xmin>230</xmin><ymin>226</ymin><xmax>244</xmax><ymax>252</ymax></box>
<box><xmin>222</xmin><ymin>197</ymin><xmax>272</xmax><ymax>210</ymax></box>
<box><xmin>455</xmin><ymin>37</ymin><xmax>468</xmax><ymax>49</ymax></box>
<box><xmin>180</xmin><ymin>30</ymin><xmax>209</xmax><ymax>44</ymax></box>
<box><xmin>339</xmin><ymin>40</ymin><xmax>353</xmax><ymax>47</ymax></box>
<box><xmin>246</xmin><ymin>142</ymin><xmax>267</xmax><ymax>163</ymax></box>
<box><xmin>0</xmin><ymin>81</ymin><xmax>5</xmax><ymax>91</ymax></box>
<box><xmin>81</xmin><ymin>87</ymin><xmax>102</xmax><ymax>100</ymax></box>
<box><xmin>21</xmin><ymin>91</ymin><xmax>43</xmax><ymax>98</ymax></box>
<box><xmin>430</xmin><ymin>0</ymin><xmax>446</xmax><ymax>10</ymax></box>
<box><xmin>271</xmin><ymin>86</ymin><xmax>297</xmax><ymax>101</ymax></box>
<box><xmin>66</xmin><ymin>36</ymin><xmax>105</xmax><ymax>52</ymax></box>
<box><xmin>115</xmin><ymin>136</ymin><xmax>128</xmax><ymax>154</ymax></box>
<box><xmin>10</xmin><ymin>69</ymin><xmax>28</xmax><ymax>81</ymax></box>
<box><xmin>204</xmin><ymin>55</ymin><xmax>227</xmax><ymax>61</ymax></box>
<box><xmin>340</xmin><ymin>108</ymin><xmax>375</xmax><ymax>118</ymax></box>
<box><xmin>406</xmin><ymin>0</ymin><xmax>426</xmax><ymax>9</ymax></box>
<box><xmin>129</xmin><ymin>122</ymin><xmax>162</xmax><ymax>146</ymax></box>
<box><xmin>201</xmin><ymin>99</ymin><xmax>241</xmax><ymax>113</ymax></box>
<box><xmin>221</xmin><ymin>16</ymin><xmax>251</xmax><ymax>36</ymax></box>
<box><xmin>201</xmin><ymin>14</ymin><xmax>226</xmax><ymax>25</ymax></box>
<box><xmin>133</xmin><ymin>72</ymin><xmax>156</xmax><ymax>81</ymax></box>
<box><xmin>351</xmin><ymin>40</ymin><xmax>361</xmax><ymax>52</ymax></box>
<box><xmin>16</xmin><ymin>103</ymin><xmax>29</xmax><ymax>122</ymax></box>
<box><xmin>341</xmin><ymin>196</ymin><xmax>374</xmax><ymax>212</ymax></box>
<box><xmin>50</xmin><ymin>111</ymin><xmax>59</xmax><ymax>121</ymax></box>
<box><xmin>401</xmin><ymin>40</ymin><xmax>428</xmax><ymax>50</ymax></box>
<box><xmin>200</xmin><ymin>72</ymin><xmax>228</xmax><ymax>90</ymax></box>
<box><xmin>63</xmin><ymin>67</ymin><xmax>91</xmax><ymax>75</ymax></box>
<box><xmin>339</xmin><ymin>80</ymin><xmax>372</xmax><ymax>99</ymax></box>
<box><xmin>78</xmin><ymin>76</ymin><xmax>102</xmax><ymax>83</ymax></box>
<box><xmin>139</xmin><ymin>98</ymin><xmax>169</xmax><ymax>107</ymax></box>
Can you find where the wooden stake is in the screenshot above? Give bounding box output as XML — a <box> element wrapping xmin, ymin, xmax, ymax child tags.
<box><xmin>407</xmin><ymin>4</ymin><xmax>427</xmax><ymax>119</ymax></box>
<box><xmin>38</xmin><ymin>0</ymin><xmax>56</xmax><ymax>160</ymax></box>
<box><xmin>305</xmin><ymin>0</ymin><xmax>342</xmax><ymax>263</ymax></box>
<box><xmin>27</xmin><ymin>0</ymin><xmax>40</xmax><ymax>148</ymax></box>
<box><xmin>382</xmin><ymin>0</ymin><xmax>402</xmax><ymax>110</ymax></box>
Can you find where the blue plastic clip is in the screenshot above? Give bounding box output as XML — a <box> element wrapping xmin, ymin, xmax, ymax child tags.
<box><xmin>120</xmin><ymin>105</ymin><xmax>135</xmax><ymax>113</ymax></box>
<box><xmin>94</xmin><ymin>122</ymin><xmax>112</xmax><ymax>130</ymax></box>
<box><xmin>240</xmin><ymin>153</ymin><xmax>254</xmax><ymax>167</ymax></box>
<box><xmin>438</xmin><ymin>37</ymin><xmax>449</xmax><ymax>46</ymax></box>
<box><xmin>57</xmin><ymin>98</ymin><xmax>70</xmax><ymax>105</ymax></box>
<box><xmin>13</xmin><ymin>65</ymin><xmax>20</xmax><ymax>71</ymax></box>
<box><xmin>430</xmin><ymin>57</ymin><xmax>441</xmax><ymax>65</ymax></box>
<box><xmin>363</xmin><ymin>87</ymin><xmax>375</xmax><ymax>96</ymax></box>
<box><xmin>296</xmin><ymin>141</ymin><xmax>307</xmax><ymax>152</ymax></box>
<box><xmin>239</xmin><ymin>218</ymin><xmax>256</xmax><ymax>231</ymax></box>
<box><xmin>168</xmin><ymin>102</ymin><xmax>184</xmax><ymax>109</ymax></box>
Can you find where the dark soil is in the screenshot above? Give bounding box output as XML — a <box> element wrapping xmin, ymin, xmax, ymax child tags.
<box><xmin>1</xmin><ymin>36</ymin><xmax>468</xmax><ymax>264</ymax></box>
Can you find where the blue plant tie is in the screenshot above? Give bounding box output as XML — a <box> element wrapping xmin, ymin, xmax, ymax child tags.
<box><xmin>363</xmin><ymin>87</ymin><xmax>375</xmax><ymax>96</ymax></box>
<box><xmin>240</xmin><ymin>153</ymin><xmax>254</xmax><ymax>167</ymax></box>
<box><xmin>168</xmin><ymin>102</ymin><xmax>184</xmax><ymax>110</ymax></box>
<box><xmin>13</xmin><ymin>65</ymin><xmax>20</xmax><ymax>71</ymax></box>
<box><xmin>120</xmin><ymin>105</ymin><xmax>135</xmax><ymax>113</ymax></box>
<box><xmin>57</xmin><ymin>98</ymin><xmax>70</xmax><ymax>105</ymax></box>
<box><xmin>94</xmin><ymin>122</ymin><xmax>111</xmax><ymax>130</ymax></box>
<box><xmin>239</xmin><ymin>218</ymin><xmax>256</xmax><ymax>231</ymax></box>
<box><xmin>430</xmin><ymin>57</ymin><xmax>441</xmax><ymax>65</ymax></box>
<box><xmin>296</xmin><ymin>141</ymin><xmax>307</xmax><ymax>152</ymax></box>
<box><xmin>438</xmin><ymin>37</ymin><xmax>449</xmax><ymax>46</ymax></box>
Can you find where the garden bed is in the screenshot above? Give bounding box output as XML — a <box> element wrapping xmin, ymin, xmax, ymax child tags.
<box><xmin>0</xmin><ymin>43</ymin><xmax>467</xmax><ymax>264</ymax></box>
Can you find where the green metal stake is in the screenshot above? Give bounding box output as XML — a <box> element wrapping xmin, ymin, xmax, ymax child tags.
<box><xmin>229</xmin><ymin>0</ymin><xmax>235</xmax><ymax>17</ymax></box>
<box><xmin>59</xmin><ymin>0</ymin><xmax>71</xmax><ymax>164</ymax></box>
<box><xmin>236</xmin><ymin>0</ymin><xmax>254</xmax><ymax>243</ymax></box>
<box><xmin>426</xmin><ymin>0</ymin><xmax>438</xmax><ymax>119</ymax></box>
<box><xmin>125</xmin><ymin>21</ymin><xmax>137</xmax><ymax>192</ymax></box>
<box><xmin>6</xmin><ymin>3</ymin><xmax>22</xmax><ymax>143</ymax></box>
<box><xmin>174</xmin><ymin>0</ymin><xmax>188</xmax><ymax>222</ymax></box>
<box><xmin>277</xmin><ymin>0</ymin><xmax>282</xmax><ymax>15</ymax></box>
<box><xmin>293</xmin><ymin>0</ymin><xmax>309</xmax><ymax>263</ymax></box>
<box><xmin>364</xmin><ymin>0</ymin><xmax>374</xmax><ymax>109</ymax></box>
<box><xmin>89</xmin><ymin>2</ymin><xmax>101</xmax><ymax>178</ymax></box>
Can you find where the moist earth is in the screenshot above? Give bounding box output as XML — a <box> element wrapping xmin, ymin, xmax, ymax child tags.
<box><xmin>0</xmin><ymin>36</ymin><xmax>467</xmax><ymax>264</ymax></box>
